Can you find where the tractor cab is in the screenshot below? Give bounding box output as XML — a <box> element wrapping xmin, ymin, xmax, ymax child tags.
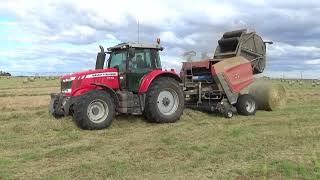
<box><xmin>96</xmin><ymin>42</ymin><xmax>163</xmax><ymax>92</ymax></box>
<box><xmin>108</xmin><ymin>43</ymin><xmax>163</xmax><ymax>92</ymax></box>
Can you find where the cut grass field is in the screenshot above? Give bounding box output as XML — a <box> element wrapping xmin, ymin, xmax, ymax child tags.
<box><xmin>0</xmin><ymin>77</ymin><xmax>320</xmax><ymax>179</ymax></box>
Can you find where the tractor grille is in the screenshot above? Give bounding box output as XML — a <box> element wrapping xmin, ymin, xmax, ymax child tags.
<box><xmin>61</xmin><ymin>81</ymin><xmax>73</xmax><ymax>92</ymax></box>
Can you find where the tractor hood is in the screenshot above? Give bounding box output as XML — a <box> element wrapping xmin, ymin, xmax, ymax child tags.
<box><xmin>61</xmin><ymin>68</ymin><xmax>118</xmax><ymax>81</ymax></box>
<box><xmin>60</xmin><ymin>68</ymin><xmax>119</xmax><ymax>96</ymax></box>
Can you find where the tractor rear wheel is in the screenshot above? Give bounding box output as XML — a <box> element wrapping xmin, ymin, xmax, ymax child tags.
<box><xmin>73</xmin><ymin>90</ymin><xmax>115</xmax><ymax>130</ymax></box>
<box><xmin>236</xmin><ymin>94</ymin><xmax>257</xmax><ymax>116</ymax></box>
<box><xmin>144</xmin><ymin>77</ymin><xmax>184</xmax><ymax>123</ymax></box>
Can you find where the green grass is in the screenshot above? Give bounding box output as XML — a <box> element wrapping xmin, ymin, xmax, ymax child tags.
<box><xmin>0</xmin><ymin>77</ymin><xmax>319</xmax><ymax>179</ymax></box>
<box><xmin>0</xmin><ymin>77</ymin><xmax>59</xmax><ymax>89</ymax></box>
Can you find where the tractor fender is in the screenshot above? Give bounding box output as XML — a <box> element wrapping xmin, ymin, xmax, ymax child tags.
<box><xmin>138</xmin><ymin>70</ymin><xmax>182</xmax><ymax>94</ymax></box>
<box><xmin>72</xmin><ymin>87</ymin><xmax>94</xmax><ymax>97</ymax></box>
<box><xmin>72</xmin><ymin>84</ymin><xmax>119</xmax><ymax>105</ymax></box>
<box><xmin>90</xmin><ymin>83</ymin><xmax>119</xmax><ymax>105</ymax></box>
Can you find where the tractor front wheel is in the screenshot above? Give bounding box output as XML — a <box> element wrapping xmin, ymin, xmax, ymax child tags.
<box><xmin>144</xmin><ymin>77</ymin><xmax>184</xmax><ymax>123</ymax></box>
<box><xmin>73</xmin><ymin>90</ymin><xmax>115</xmax><ymax>130</ymax></box>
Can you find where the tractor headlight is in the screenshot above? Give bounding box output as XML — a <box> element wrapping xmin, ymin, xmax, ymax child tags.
<box><xmin>61</xmin><ymin>89</ymin><xmax>72</xmax><ymax>94</ymax></box>
<box><xmin>61</xmin><ymin>77</ymin><xmax>75</xmax><ymax>94</ymax></box>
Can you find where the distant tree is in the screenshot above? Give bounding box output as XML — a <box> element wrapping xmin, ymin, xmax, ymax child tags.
<box><xmin>0</xmin><ymin>71</ymin><xmax>11</xmax><ymax>76</ymax></box>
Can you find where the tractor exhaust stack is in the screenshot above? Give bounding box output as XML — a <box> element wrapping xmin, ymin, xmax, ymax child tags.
<box><xmin>95</xmin><ymin>45</ymin><xmax>106</xmax><ymax>70</ymax></box>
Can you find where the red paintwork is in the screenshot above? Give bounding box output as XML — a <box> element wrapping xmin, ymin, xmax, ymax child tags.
<box><xmin>211</xmin><ymin>66</ymin><xmax>217</xmax><ymax>76</ymax></box>
<box><xmin>223</xmin><ymin>62</ymin><xmax>253</xmax><ymax>93</ymax></box>
<box><xmin>61</xmin><ymin>68</ymin><xmax>119</xmax><ymax>97</ymax></box>
<box><xmin>138</xmin><ymin>69</ymin><xmax>180</xmax><ymax>94</ymax></box>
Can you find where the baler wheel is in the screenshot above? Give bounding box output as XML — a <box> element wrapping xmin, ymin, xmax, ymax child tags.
<box><xmin>73</xmin><ymin>90</ymin><xmax>115</xmax><ymax>130</ymax></box>
<box><xmin>144</xmin><ymin>77</ymin><xmax>184</xmax><ymax>123</ymax></box>
<box><xmin>223</xmin><ymin>108</ymin><xmax>233</xmax><ymax>118</ymax></box>
<box><xmin>236</xmin><ymin>94</ymin><xmax>257</xmax><ymax>116</ymax></box>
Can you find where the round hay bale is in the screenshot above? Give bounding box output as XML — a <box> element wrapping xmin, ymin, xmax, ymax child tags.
<box><xmin>27</xmin><ymin>77</ymin><xmax>35</xmax><ymax>82</ymax></box>
<box><xmin>22</xmin><ymin>78</ymin><xmax>29</xmax><ymax>84</ymax></box>
<box><xmin>316</xmin><ymin>82</ymin><xmax>320</xmax><ymax>86</ymax></box>
<box><xmin>249</xmin><ymin>83</ymin><xmax>287</xmax><ymax>111</ymax></box>
<box><xmin>6</xmin><ymin>76</ymin><xmax>10</xmax><ymax>79</ymax></box>
<box><xmin>312</xmin><ymin>82</ymin><xmax>316</xmax><ymax>87</ymax></box>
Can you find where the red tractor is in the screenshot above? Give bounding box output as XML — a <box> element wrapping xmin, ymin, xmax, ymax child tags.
<box><xmin>49</xmin><ymin>41</ymin><xmax>185</xmax><ymax>130</ymax></box>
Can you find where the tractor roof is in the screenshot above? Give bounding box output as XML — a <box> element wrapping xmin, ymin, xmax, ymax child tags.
<box><xmin>107</xmin><ymin>42</ymin><xmax>163</xmax><ymax>51</ymax></box>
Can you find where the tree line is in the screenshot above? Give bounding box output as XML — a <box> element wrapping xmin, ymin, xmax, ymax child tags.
<box><xmin>0</xmin><ymin>71</ymin><xmax>11</xmax><ymax>76</ymax></box>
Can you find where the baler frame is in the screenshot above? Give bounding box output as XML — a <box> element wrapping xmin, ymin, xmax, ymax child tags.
<box><xmin>181</xmin><ymin>29</ymin><xmax>271</xmax><ymax>117</ymax></box>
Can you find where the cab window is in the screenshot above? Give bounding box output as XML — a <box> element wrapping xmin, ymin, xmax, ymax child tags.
<box><xmin>108</xmin><ymin>50</ymin><xmax>126</xmax><ymax>72</ymax></box>
<box><xmin>151</xmin><ymin>49</ymin><xmax>161</xmax><ymax>69</ymax></box>
<box><xmin>128</xmin><ymin>49</ymin><xmax>152</xmax><ymax>73</ymax></box>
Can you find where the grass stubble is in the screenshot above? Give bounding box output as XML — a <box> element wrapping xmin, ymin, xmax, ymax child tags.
<box><xmin>0</xmin><ymin>77</ymin><xmax>319</xmax><ymax>179</ymax></box>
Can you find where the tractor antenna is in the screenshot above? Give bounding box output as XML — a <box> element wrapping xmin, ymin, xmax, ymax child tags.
<box><xmin>137</xmin><ymin>20</ymin><xmax>140</xmax><ymax>43</ymax></box>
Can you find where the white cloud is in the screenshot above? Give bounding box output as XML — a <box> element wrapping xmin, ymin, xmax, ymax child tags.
<box><xmin>305</xmin><ymin>59</ymin><xmax>320</xmax><ymax>65</ymax></box>
<box><xmin>159</xmin><ymin>31</ymin><xmax>197</xmax><ymax>46</ymax></box>
<box><xmin>268</xmin><ymin>42</ymin><xmax>320</xmax><ymax>59</ymax></box>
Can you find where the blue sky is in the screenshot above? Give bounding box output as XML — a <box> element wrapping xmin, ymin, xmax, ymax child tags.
<box><xmin>0</xmin><ymin>0</ymin><xmax>320</xmax><ymax>78</ymax></box>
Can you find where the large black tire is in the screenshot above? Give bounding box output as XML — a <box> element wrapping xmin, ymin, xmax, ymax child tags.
<box><xmin>144</xmin><ymin>77</ymin><xmax>185</xmax><ymax>123</ymax></box>
<box><xmin>236</xmin><ymin>94</ymin><xmax>257</xmax><ymax>116</ymax></box>
<box><xmin>73</xmin><ymin>90</ymin><xmax>115</xmax><ymax>130</ymax></box>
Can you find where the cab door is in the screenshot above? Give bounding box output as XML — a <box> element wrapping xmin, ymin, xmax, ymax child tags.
<box><xmin>107</xmin><ymin>50</ymin><xmax>127</xmax><ymax>89</ymax></box>
<box><xmin>126</xmin><ymin>49</ymin><xmax>153</xmax><ymax>92</ymax></box>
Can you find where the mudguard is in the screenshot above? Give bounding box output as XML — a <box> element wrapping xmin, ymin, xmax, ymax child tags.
<box><xmin>138</xmin><ymin>69</ymin><xmax>182</xmax><ymax>94</ymax></box>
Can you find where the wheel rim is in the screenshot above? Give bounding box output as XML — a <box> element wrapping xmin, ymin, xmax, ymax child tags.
<box><xmin>87</xmin><ymin>99</ymin><xmax>109</xmax><ymax>123</ymax></box>
<box><xmin>157</xmin><ymin>88</ymin><xmax>179</xmax><ymax>116</ymax></box>
<box><xmin>245</xmin><ymin>99</ymin><xmax>256</xmax><ymax>113</ymax></box>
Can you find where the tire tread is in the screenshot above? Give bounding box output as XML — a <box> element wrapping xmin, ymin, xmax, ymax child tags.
<box><xmin>144</xmin><ymin>77</ymin><xmax>184</xmax><ymax>123</ymax></box>
<box><xmin>73</xmin><ymin>90</ymin><xmax>115</xmax><ymax>130</ymax></box>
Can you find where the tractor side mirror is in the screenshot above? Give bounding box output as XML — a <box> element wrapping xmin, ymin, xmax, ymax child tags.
<box><xmin>129</xmin><ymin>48</ymin><xmax>135</xmax><ymax>58</ymax></box>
